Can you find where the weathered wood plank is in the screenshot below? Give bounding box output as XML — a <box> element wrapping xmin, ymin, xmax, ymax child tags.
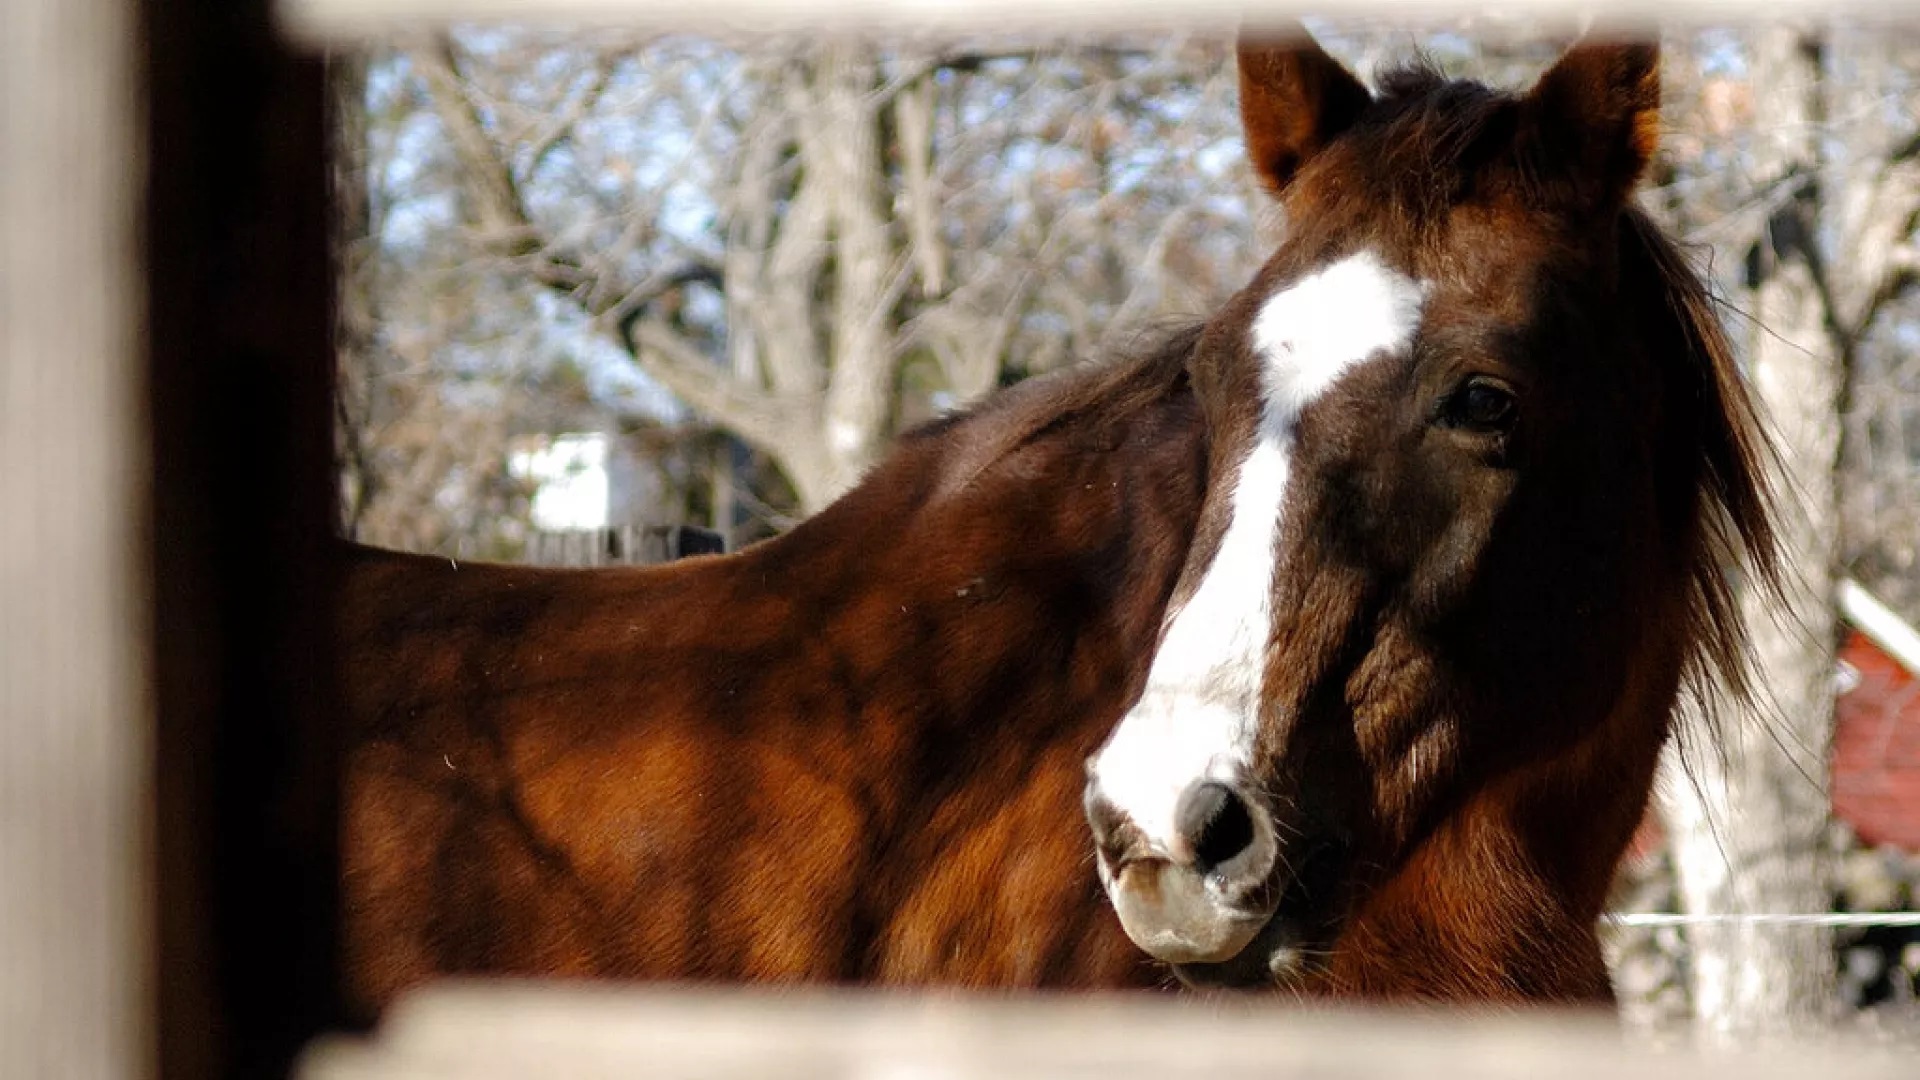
<box><xmin>0</xmin><ymin>0</ymin><xmax>145</xmax><ymax>1077</ymax></box>
<box><xmin>276</xmin><ymin>0</ymin><xmax>1878</xmax><ymax>45</ymax></box>
<box><xmin>300</xmin><ymin>986</ymin><xmax>1915</xmax><ymax>1080</ymax></box>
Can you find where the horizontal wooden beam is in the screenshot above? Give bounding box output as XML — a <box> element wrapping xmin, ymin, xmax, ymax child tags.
<box><xmin>1839</xmin><ymin>578</ymin><xmax>1920</xmax><ymax>678</ymax></box>
<box><xmin>276</xmin><ymin>0</ymin><xmax>1909</xmax><ymax>46</ymax></box>
<box><xmin>300</xmin><ymin>985</ymin><xmax>1913</xmax><ymax>1079</ymax></box>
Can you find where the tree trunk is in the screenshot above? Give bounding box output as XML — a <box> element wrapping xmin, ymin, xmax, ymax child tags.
<box><xmin>332</xmin><ymin>52</ymin><xmax>376</xmax><ymax>537</ymax></box>
<box><xmin>1658</xmin><ymin>21</ymin><xmax>1841</xmax><ymax>1048</ymax></box>
<box><xmin>812</xmin><ymin>38</ymin><xmax>898</xmax><ymax>503</ymax></box>
<box><xmin>413</xmin><ymin>36</ymin><xmax>909</xmax><ymax>518</ymax></box>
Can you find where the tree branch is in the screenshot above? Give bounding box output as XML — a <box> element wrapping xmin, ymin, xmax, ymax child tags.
<box><xmin>408</xmin><ymin>36</ymin><xmax>528</xmax><ymax>242</ymax></box>
<box><xmin>408</xmin><ymin>33</ymin><xmax>820</xmax><ymax>472</ymax></box>
<box><xmin>1832</xmin><ymin>150</ymin><xmax>1920</xmax><ymax>339</ymax></box>
<box><xmin>523</xmin><ymin>56</ymin><xmax>615</xmax><ymax>177</ymax></box>
<box><xmin>813</xmin><ymin>40</ymin><xmax>899</xmax><ymax>493</ymax></box>
<box><xmin>618</xmin><ymin>317</ymin><xmax>810</xmax><ymax>456</ymax></box>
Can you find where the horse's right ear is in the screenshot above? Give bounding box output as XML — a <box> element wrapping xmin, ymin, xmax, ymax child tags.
<box><xmin>1238</xmin><ymin>26</ymin><xmax>1372</xmax><ymax>197</ymax></box>
<box><xmin>1516</xmin><ymin>37</ymin><xmax>1661</xmax><ymax>210</ymax></box>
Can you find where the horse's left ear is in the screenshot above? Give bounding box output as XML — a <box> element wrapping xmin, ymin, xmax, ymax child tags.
<box><xmin>1519</xmin><ymin>38</ymin><xmax>1661</xmax><ymax>208</ymax></box>
<box><xmin>1238</xmin><ymin>26</ymin><xmax>1373</xmax><ymax>197</ymax></box>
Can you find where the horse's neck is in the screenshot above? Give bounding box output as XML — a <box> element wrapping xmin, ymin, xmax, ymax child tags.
<box><xmin>1333</xmin><ymin>692</ymin><xmax>1675</xmax><ymax>1002</ymax></box>
<box><xmin>1319</xmin><ymin>817</ymin><xmax>1579</xmax><ymax>1002</ymax></box>
<box><xmin>732</xmin><ymin>383</ymin><xmax>1206</xmax><ymax>737</ymax></box>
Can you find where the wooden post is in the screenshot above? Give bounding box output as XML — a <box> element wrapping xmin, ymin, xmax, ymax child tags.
<box><xmin>1</xmin><ymin>3</ymin><xmax>146</xmax><ymax>1079</ymax></box>
<box><xmin>143</xmin><ymin>0</ymin><xmax>343</xmax><ymax>1076</ymax></box>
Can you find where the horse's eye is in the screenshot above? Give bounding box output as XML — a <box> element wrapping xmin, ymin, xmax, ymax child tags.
<box><xmin>1444</xmin><ymin>378</ymin><xmax>1517</xmax><ymax>432</ymax></box>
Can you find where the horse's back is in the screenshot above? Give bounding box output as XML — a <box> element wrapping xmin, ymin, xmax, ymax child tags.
<box><xmin>338</xmin><ymin>543</ymin><xmax>774</xmax><ymax>1006</ymax></box>
<box><xmin>334</xmin><ymin>539</ymin><xmax>1157</xmax><ymax>1015</ymax></box>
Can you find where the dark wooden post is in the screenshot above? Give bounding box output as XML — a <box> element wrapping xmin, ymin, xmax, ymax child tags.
<box><xmin>143</xmin><ymin>2</ymin><xmax>344</xmax><ymax>1077</ymax></box>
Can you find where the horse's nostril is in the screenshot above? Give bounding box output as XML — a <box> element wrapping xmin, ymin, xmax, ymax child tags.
<box><xmin>1177</xmin><ymin>780</ymin><xmax>1256</xmax><ymax>874</ymax></box>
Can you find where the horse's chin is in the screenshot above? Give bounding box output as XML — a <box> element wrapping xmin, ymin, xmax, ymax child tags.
<box><xmin>1168</xmin><ymin>914</ymin><xmax>1318</xmax><ymax>989</ymax></box>
<box><xmin>1167</xmin><ymin>841</ymin><xmax>1346</xmax><ymax>991</ymax></box>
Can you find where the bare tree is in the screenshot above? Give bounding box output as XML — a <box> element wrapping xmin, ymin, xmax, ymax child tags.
<box><xmin>374</xmin><ymin>32</ymin><xmax>1246</xmax><ymax>520</ymax></box>
<box><xmin>332</xmin><ymin>47</ymin><xmax>538</xmax><ymax>557</ymax></box>
<box><xmin>333</xmin><ymin>51</ymin><xmax>378</xmax><ymax>537</ymax></box>
<box><xmin>336</xmin><ymin>37</ymin><xmax>710</xmax><ymax>554</ymax></box>
<box><xmin>1655</xmin><ymin>19</ymin><xmax>1920</xmax><ymax>1046</ymax></box>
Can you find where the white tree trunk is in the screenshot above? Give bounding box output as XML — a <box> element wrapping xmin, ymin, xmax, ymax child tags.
<box><xmin>1658</xmin><ymin>21</ymin><xmax>1841</xmax><ymax>1048</ymax></box>
<box><xmin>812</xmin><ymin>38</ymin><xmax>898</xmax><ymax>504</ymax></box>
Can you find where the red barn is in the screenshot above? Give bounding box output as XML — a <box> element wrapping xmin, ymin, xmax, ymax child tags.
<box><xmin>1832</xmin><ymin>581</ymin><xmax>1920</xmax><ymax>853</ymax></box>
<box><xmin>1627</xmin><ymin>581</ymin><xmax>1920</xmax><ymax>861</ymax></box>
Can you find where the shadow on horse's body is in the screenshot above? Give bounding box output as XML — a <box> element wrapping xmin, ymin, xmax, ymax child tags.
<box><xmin>341</xmin><ymin>26</ymin><xmax>1778</xmax><ymax>1017</ymax></box>
<box><xmin>341</xmin><ymin>331</ymin><xmax>1206</xmax><ymax>1016</ymax></box>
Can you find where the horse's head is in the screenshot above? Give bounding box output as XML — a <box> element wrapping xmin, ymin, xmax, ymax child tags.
<box><xmin>1084</xmin><ymin>28</ymin><xmax>1772</xmax><ymax>990</ymax></box>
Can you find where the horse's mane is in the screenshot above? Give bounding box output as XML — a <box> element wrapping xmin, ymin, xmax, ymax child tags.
<box><xmin>894</xmin><ymin>323</ymin><xmax>1203</xmax><ymax>504</ymax></box>
<box><xmin>1619</xmin><ymin>207</ymin><xmax>1783</xmax><ymax>722</ymax></box>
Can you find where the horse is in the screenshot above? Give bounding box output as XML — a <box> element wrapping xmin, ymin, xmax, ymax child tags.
<box><xmin>338</xmin><ymin>327</ymin><xmax>1209</xmax><ymax>1017</ymax></box>
<box><xmin>338</xmin><ymin>26</ymin><xmax>1776</xmax><ymax>1016</ymax></box>
<box><xmin>1082</xmin><ymin>30</ymin><xmax>1776</xmax><ymax>1001</ymax></box>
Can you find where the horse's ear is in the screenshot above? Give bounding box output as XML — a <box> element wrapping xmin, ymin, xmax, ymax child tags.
<box><xmin>1237</xmin><ymin>26</ymin><xmax>1371</xmax><ymax>197</ymax></box>
<box><xmin>1519</xmin><ymin>38</ymin><xmax>1661</xmax><ymax>207</ymax></box>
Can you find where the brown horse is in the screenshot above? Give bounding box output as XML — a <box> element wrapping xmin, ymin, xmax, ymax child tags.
<box><xmin>1082</xmin><ymin>31</ymin><xmax>1776</xmax><ymax>1001</ymax></box>
<box><xmin>340</xmin><ymin>28</ymin><xmax>1775</xmax><ymax>1017</ymax></box>
<box><xmin>339</xmin><ymin>330</ymin><xmax>1208</xmax><ymax>1017</ymax></box>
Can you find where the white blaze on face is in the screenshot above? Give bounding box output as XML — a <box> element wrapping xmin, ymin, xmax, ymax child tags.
<box><xmin>1089</xmin><ymin>251</ymin><xmax>1428</xmax><ymax>855</ymax></box>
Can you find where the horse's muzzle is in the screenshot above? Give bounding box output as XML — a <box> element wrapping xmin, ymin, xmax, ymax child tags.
<box><xmin>1085</xmin><ymin>779</ymin><xmax>1280</xmax><ymax>965</ymax></box>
